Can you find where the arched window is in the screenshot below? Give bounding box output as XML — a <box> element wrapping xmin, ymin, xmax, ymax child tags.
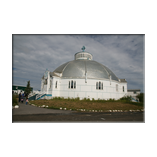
<box><xmin>102</xmin><ymin>82</ymin><xmax>103</xmax><ymax>90</ymax></box>
<box><xmin>55</xmin><ymin>81</ymin><xmax>57</xmax><ymax>88</ymax></box>
<box><xmin>123</xmin><ymin>86</ymin><xmax>124</xmax><ymax>92</ymax></box>
<box><xmin>110</xmin><ymin>75</ymin><xmax>112</xmax><ymax>85</ymax></box>
<box><xmin>96</xmin><ymin>82</ymin><xmax>98</xmax><ymax>89</ymax></box>
<box><xmin>71</xmin><ymin>80</ymin><xmax>73</xmax><ymax>89</ymax></box>
<box><xmin>99</xmin><ymin>82</ymin><xmax>101</xmax><ymax>89</ymax></box>
<box><xmin>69</xmin><ymin>80</ymin><xmax>76</xmax><ymax>89</ymax></box>
<box><xmin>44</xmin><ymin>79</ymin><xmax>47</xmax><ymax>85</ymax></box>
<box><xmin>116</xmin><ymin>84</ymin><xmax>118</xmax><ymax>92</ymax></box>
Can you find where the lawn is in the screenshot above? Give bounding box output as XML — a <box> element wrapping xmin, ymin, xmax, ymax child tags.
<box><xmin>29</xmin><ymin>97</ymin><xmax>144</xmax><ymax>112</ymax></box>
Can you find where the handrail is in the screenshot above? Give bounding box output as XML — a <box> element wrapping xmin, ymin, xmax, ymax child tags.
<box><xmin>131</xmin><ymin>96</ymin><xmax>139</xmax><ymax>102</ymax></box>
<box><xmin>36</xmin><ymin>94</ymin><xmax>46</xmax><ymax>100</ymax></box>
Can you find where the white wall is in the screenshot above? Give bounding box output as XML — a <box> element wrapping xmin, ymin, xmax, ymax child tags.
<box><xmin>40</xmin><ymin>70</ymin><xmax>128</xmax><ymax>100</ymax></box>
<box><xmin>41</xmin><ymin>71</ymin><xmax>53</xmax><ymax>94</ymax></box>
<box><xmin>50</xmin><ymin>77</ymin><xmax>127</xmax><ymax>100</ymax></box>
<box><xmin>127</xmin><ymin>91</ymin><xmax>140</xmax><ymax>97</ymax></box>
<box><xmin>13</xmin><ymin>90</ymin><xmax>24</xmax><ymax>94</ymax></box>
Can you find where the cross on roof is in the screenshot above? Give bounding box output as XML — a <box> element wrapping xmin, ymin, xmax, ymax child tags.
<box><xmin>81</xmin><ymin>46</ymin><xmax>85</xmax><ymax>52</ymax></box>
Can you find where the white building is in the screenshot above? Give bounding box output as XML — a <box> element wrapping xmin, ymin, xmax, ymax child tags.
<box><xmin>127</xmin><ymin>89</ymin><xmax>141</xmax><ymax>97</ymax></box>
<box><xmin>40</xmin><ymin>47</ymin><xmax>128</xmax><ymax>100</ymax></box>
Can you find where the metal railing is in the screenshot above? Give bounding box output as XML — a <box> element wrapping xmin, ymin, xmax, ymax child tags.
<box><xmin>36</xmin><ymin>93</ymin><xmax>46</xmax><ymax>100</ymax></box>
<box><xmin>28</xmin><ymin>93</ymin><xmax>36</xmax><ymax>98</ymax></box>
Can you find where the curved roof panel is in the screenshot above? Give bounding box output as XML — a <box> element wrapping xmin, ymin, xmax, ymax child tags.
<box><xmin>52</xmin><ymin>60</ymin><xmax>119</xmax><ymax>81</ymax></box>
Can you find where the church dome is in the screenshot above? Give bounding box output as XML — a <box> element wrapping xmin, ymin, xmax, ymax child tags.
<box><xmin>51</xmin><ymin>46</ymin><xmax>119</xmax><ymax>82</ymax></box>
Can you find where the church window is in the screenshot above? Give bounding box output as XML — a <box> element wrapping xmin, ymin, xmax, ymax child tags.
<box><xmin>71</xmin><ymin>80</ymin><xmax>73</xmax><ymax>89</ymax></box>
<box><xmin>96</xmin><ymin>82</ymin><xmax>103</xmax><ymax>90</ymax></box>
<box><xmin>99</xmin><ymin>82</ymin><xmax>101</xmax><ymax>89</ymax></box>
<box><xmin>44</xmin><ymin>79</ymin><xmax>47</xmax><ymax>85</ymax></box>
<box><xmin>55</xmin><ymin>81</ymin><xmax>57</xmax><ymax>88</ymax></box>
<box><xmin>116</xmin><ymin>84</ymin><xmax>118</xmax><ymax>92</ymax></box>
<box><xmin>69</xmin><ymin>80</ymin><xmax>76</xmax><ymax>89</ymax></box>
<box><xmin>96</xmin><ymin>82</ymin><xmax>98</xmax><ymax>89</ymax></box>
<box><xmin>110</xmin><ymin>75</ymin><xmax>111</xmax><ymax>85</ymax></box>
<box><xmin>123</xmin><ymin>86</ymin><xmax>124</xmax><ymax>92</ymax></box>
<box><xmin>74</xmin><ymin>81</ymin><xmax>76</xmax><ymax>89</ymax></box>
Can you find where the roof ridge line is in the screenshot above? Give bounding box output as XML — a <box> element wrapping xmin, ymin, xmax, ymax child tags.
<box><xmin>96</xmin><ymin>61</ymin><xmax>110</xmax><ymax>79</ymax></box>
<box><xmin>100</xmin><ymin>63</ymin><xmax>119</xmax><ymax>81</ymax></box>
<box><xmin>62</xmin><ymin>61</ymin><xmax>73</xmax><ymax>73</ymax></box>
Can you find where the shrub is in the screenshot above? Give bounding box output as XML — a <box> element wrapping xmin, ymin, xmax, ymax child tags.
<box><xmin>119</xmin><ymin>96</ymin><xmax>131</xmax><ymax>101</ymax></box>
<box><xmin>75</xmin><ymin>97</ymin><xmax>80</xmax><ymax>101</ymax></box>
<box><xmin>13</xmin><ymin>94</ymin><xmax>19</xmax><ymax>98</ymax></box>
<box><xmin>136</xmin><ymin>93</ymin><xmax>144</xmax><ymax>103</ymax></box>
<box><xmin>82</xmin><ymin>98</ymin><xmax>87</xmax><ymax>101</ymax></box>
<box><xmin>12</xmin><ymin>94</ymin><xmax>18</xmax><ymax>106</ymax></box>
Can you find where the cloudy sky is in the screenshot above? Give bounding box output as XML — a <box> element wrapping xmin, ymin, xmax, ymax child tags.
<box><xmin>13</xmin><ymin>34</ymin><xmax>144</xmax><ymax>92</ymax></box>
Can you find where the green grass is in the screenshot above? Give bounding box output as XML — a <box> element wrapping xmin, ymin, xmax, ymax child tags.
<box><xmin>29</xmin><ymin>96</ymin><xmax>144</xmax><ymax>111</ymax></box>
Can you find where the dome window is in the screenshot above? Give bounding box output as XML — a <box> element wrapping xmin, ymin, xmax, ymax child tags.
<box><xmin>55</xmin><ymin>81</ymin><xmax>57</xmax><ymax>88</ymax></box>
<box><xmin>68</xmin><ymin>80</ymin><xmax>76</xmax><ymax>89</ymax></box>
<box><xmin>74</xmin><ymin>81</ymin><xmax>76</xmax><ymax>89</ymax></box>
<box><xmin>50</xmin><ymin>80</ymin><xmax>52</xmax><ymax>88</ymax></box>
<box><xmin>116</xmin><ymin>84</ymin><xmax>118</xmax><ymax>92</ymax></box>
<box><xmin>109</xmin><ymin>75</ymin><xmax>112</xmax><ymax>85</ymax></box>
<box><xmin>44</xmin><ymin>79</ymin><xmax>47</xmax><ymax>85</ymax></box>
<box><xmin>96</xmin><ymin>82</ymin><xmax>103</xmax><ymax>90</ymax></box>
<box><xmin>71</xmin><ymin>80</ymin><xmax>73</xmax><ymax>88</ymax></box>
<box><xmin>96</xmin><ymin>82</ymin><xmax>98</xmax><ymax>89</ymax></box>
<box><xmin>99</xmin><ymin>82</ymin><xmax>101</xmax><ymax>90</ymax></box>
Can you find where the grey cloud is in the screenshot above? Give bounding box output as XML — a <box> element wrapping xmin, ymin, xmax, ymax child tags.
<box><xmin>13</xmin><ymin>34</ymin><xmax>144</xmax><ymax>92</ymax></box>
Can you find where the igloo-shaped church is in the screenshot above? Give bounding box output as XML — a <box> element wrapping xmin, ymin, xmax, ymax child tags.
<box><xmin>40</xmin><ymin>46</ymin><xmax>127</xmax><ymax>100</ymax></box>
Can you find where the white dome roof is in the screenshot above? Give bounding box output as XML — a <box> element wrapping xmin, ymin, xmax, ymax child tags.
<box><xmin>51</xmin><ymin>47</ymin><xmax>119</xmax><ymax>81</ymax></box>
<box><xmin>52</xmin><ymin>60</ymin><xmax>119</xmax><ymax>81</ymax></box>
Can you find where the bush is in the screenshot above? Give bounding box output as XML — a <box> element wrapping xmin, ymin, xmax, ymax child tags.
<box><xmin>87</xmin><ymin>98</ymin><xmax>90</xmax><ymax>101</ymax></box>
<box><xmin>12</xmin><ymin>94</ymin><xmax>18</xmax><ymax>106</ymax></box>
<box><xmin>75</xmin><ymin>97</ymin><xmax>80</xmax><ymax>101</ymax></box>
<box><xmin>14</xmin><ymin>94</ymin><xmax>19</xmax><ymax>98</ymax></box>
<box><xmin>136</xmin><ymin>93</ymin><xmax>144</xmax><ymax>103</ymax></box>
<box><xmin>119</xmin><ymin>96</ymin><xmax>131</xmax><ymax>101</ymax></box>
<box><xmin>82</xmin><ymin>98</ymin><xmax>87</xmax><ymax>101</ymax></box>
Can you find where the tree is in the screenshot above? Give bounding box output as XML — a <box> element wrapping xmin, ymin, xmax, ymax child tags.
<box><xmin>25</xmin><ymin>80</ymin><xmax>32</xmax><ymax>96</ymax></box>
<box><xmin>136</xmin><ymin>93</ymin><xmax>144</xmax><ymax>103</ymax></box>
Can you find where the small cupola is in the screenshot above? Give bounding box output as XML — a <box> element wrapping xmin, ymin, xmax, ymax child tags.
<box><xmin>74</xmin><ymin>46</ymin><xmax>93</xmax><ymax>60</ymax></box>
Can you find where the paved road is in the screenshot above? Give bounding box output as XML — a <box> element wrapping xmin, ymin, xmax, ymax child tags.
<box><xmin>12</xmin><ymin>102</ymin><xmax>144</xmax><ymax>122</ymax></box>
<box><xmin>13</xmin><ymin>102</ymin><xmax>74</xmax><ymax>115</ymax></box>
